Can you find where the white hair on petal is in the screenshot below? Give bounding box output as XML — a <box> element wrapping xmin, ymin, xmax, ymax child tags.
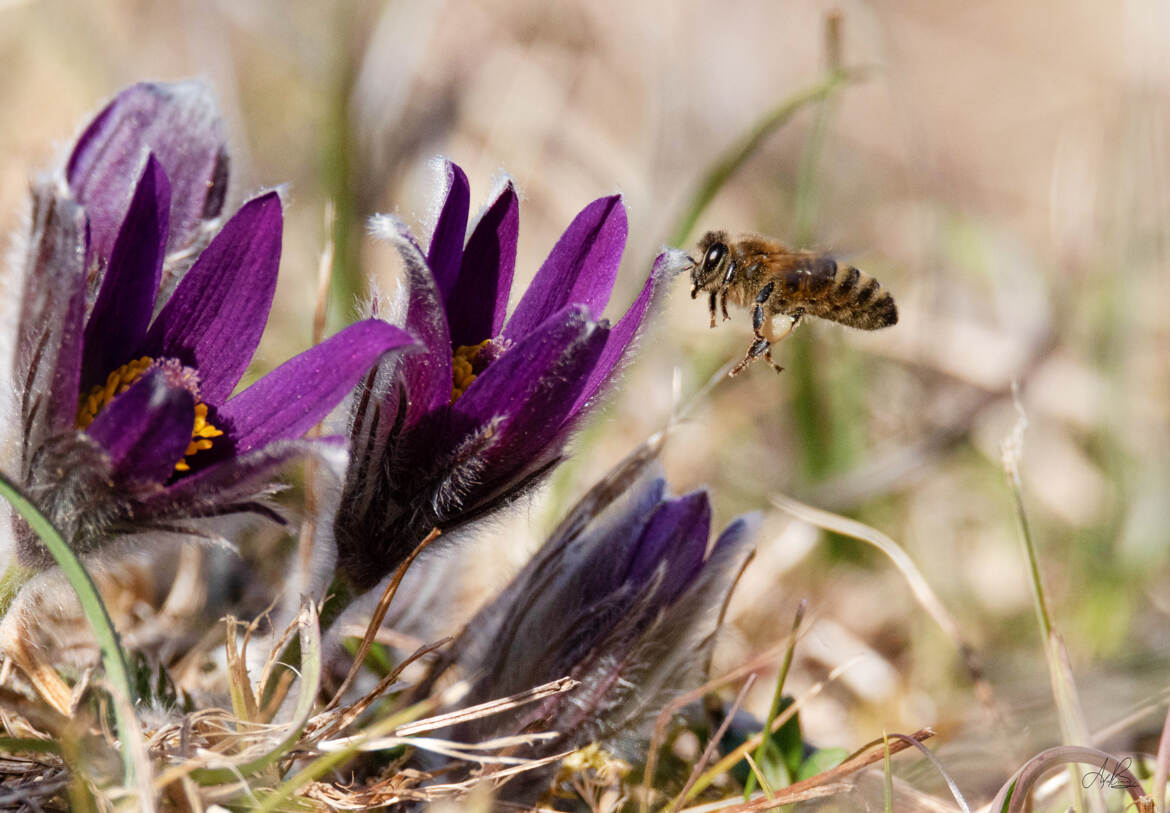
<box><xmin>366</xmin><ymin>213</ymin><xmax>418</xmax><ymax>327</ymax></box>
<box><xmin>465</xmin><ymin>169</ymin><xmax>520</xmax><ymax>239</ymax></box>
<box><xmin>0</xmin><ymin>190</ymin><xmax>33</xmax><ymax>463</ymax></box>
<box><xmin>657</xmin><ymin>247</ymin><xmax>695</xmax><ymax>280</ymax></box>
<box><xmin>419</xmin><ymin>155</ymin><xmax>456</xmax><ymax>245</ymax></box>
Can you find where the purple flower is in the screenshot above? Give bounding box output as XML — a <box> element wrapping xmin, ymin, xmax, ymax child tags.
<box><xmin>439</xmin><ymin>448</ymin><xmax>754</xmax><ymax>802</ymax></box>
<box><xmin>332</xmin><ymin>160</ymin><xmax>680</xmax><ymax>590</ymax></box>
<box><xmin>9</xmin><ymin>82</ymin><xmax>414</xmax><ymax>565</ymax></box>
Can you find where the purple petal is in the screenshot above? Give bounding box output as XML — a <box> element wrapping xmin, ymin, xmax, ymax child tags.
<box><xmin>447</xmin><ymin>180</ymin><xmax>519</xmax><ymax>347</ymax></box>
<box><xmin>453</xmin><ymin>304</ymin><xmax>607</xmax><ymax>477</ymax></box>
<box><xmin>427</xmin><ymin>160</ymin><xmax>470</xmax><ymax>303</ymax></box>
<box><xmin>16</xmin><ymin>184</ymin><xmax>88</xmax><ymax>441</ymax></box>
<box><xmin>141</xmin><ymin>437</ymin><xmax>342</xmax><ymax>519</ymax></box>
<box><xmin>678</xmin><ymin>514</ymin><xmax>758</xmax><ymax>607</ymax></box>
<box><xmin>67</xmin><ymin>81</ymin><xmax>228</xmax><ymax>265</ymax></box>
<box><xmin>454</xmin><ymin>304</ymin><xmax>593</xmax><ymax>421</ymax></box>
<box><xmin>373</xmin><ymin>216</ymin><xmax>452</xmax><ymax>420</ymax></box>
<box><xmin>85</xmin><ymin>369</ymin><xmax>194</xmax><ymax>484</ymax></box>
<box><xmin>710</xmin><ymin>514</ymin><xmax>757</xmax><ymax>560</ymax></box>
<box><xmin>569</xmin><ymin>250</ymin><xmax>673</xmax><ymax>418</ymax></box>
<box><xmin>141</xmin><ymin>193</ymin><xmax>282</xmax><ymax>403</ymax></box>
<box><xmin>574</xmin><ymin>475</ymin><xmax>669</xmax><ymax>603</ymax></box>
<box><xmin>627</xmin><ymin>491</ymin><xmax>712</xmax><ymax>606</ymax></box>
<box><xmin>82</xmin><ymin>155</ymin><xmax>171</xmax><ymax>390</ymax></box>
<box><xmin>502</xmin><ymin>195</ymin><xmax>626</xmax><ymax>341</ymax></box>
<box><xmin>217</xmin><ymin>320</ymin><xmax>416</xmax><ymax>453</ymax></box>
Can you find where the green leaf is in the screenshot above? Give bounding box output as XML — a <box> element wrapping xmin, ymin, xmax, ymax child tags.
<box><xmin>798</xmin><ymin>746</ymin><xmax>849</xmax><ymax>781</ymax></box>
<box><xmin>342</xmin><ymin>636</ymin><xmax>393</xmax><ymax>679</ymax></box>
<box><xmin>0</xmin><ymin>470</ymin><xmax>144</xmax><ymax>790</ymax></box>
<box><xmin>773</xmin><ymin>697</ymin><xmax>804</xmax><ymax>780</ymax></box>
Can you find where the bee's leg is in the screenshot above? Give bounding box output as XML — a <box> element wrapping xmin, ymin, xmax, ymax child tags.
<box><xmin>719</xmin><ymin>260</ymin><xmax>738</xmax><ymax>323</ymax></box>
<box><xmin>748</xmin><ymin>281</ymin><xmax>785</xmax><ymax>373</ymax></box>
<box><xmin>763</xmin><ymin>346</ymin><xmax>784</xmax><ymax>374</ymax></box>
<box><xmin>751</xmin><ymin>282</ymin><xmax>776</xmax><ymax>337</ymax></box>
<box><xmin>707</xmin><ymin>290</ymin><xmax>718</xmax><ymax>328</ymax></box>
<box><xmin>730</xmin><ymin>338</ymin><xmax>771</xmax><ymax>377</ymax></box>
<box><xmin>748</xmin><ymin>288</ymin><xmax>786</xmax><ymax>374</ymax></box>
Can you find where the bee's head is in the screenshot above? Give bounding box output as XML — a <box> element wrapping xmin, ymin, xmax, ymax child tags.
<box><xmin>689</xmin><ymin>231</ymin><xmax>732</xmax><ymax>298</ymax></box>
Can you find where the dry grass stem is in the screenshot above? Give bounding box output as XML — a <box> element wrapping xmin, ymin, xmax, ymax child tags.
<box><xmin>310</xmin><ymin>636</ymin><xmax>450</xmax><ymax>742</ymax></box>
<box><xmin>394</xmin><ymin>676</ymin><xmax>578</xmax><ymax>737</ymax></box>
<box><xmin>326</xmin><ymin>526</ymin><xmax>442</xmax><ymax>711</ymax></box>
<box><xmin>695</xmin><ymin>727</ymin><xmax>935</xmax><ymax>813</ymax></box>
<box><xmin>670</xmin><ymin>675</ymin><xmax>758</xmax><ymax>812</ymax></box>
<box><xmin>770</xmin><ymin>492</ymin><xmax>1002</xmax><ymax>719</ymax></box>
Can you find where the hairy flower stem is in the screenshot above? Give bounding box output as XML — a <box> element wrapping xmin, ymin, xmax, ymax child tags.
<box><xmin>325</xmin><ymin>527</ymin><xmax>440</xmax><ymax>710</ymax></box>
<box><xmin>265</xmin><ymin>529</ymin><xmax>440</xmax><ymax>709</ymax></box>
<box><xmin>320</xmin><ymin>571</ymin><xmax>358</xmax><ymax>634</ymax></box>
<box><xmin>262</xmin><ymin>573</ymin><xmax>353</xmax><ymax>710</ymax></box>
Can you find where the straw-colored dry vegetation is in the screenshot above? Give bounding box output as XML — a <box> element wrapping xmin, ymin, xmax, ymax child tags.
<box><xmin>1</xmin><ymin>0</ymin><xmax>1169</xmax><ymax>810</ymax></box>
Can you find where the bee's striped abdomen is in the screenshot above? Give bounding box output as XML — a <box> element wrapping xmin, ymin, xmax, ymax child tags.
<box><xmin>774</xmin><ymin>257</ymin><xmax>898</xmax><ymax>330</ymax></box>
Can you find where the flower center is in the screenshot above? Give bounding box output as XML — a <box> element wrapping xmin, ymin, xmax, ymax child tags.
<box><xmin>75</xmin><ymin>356</ymin><xmax>224</xmax><ymax>473</ymax></box>
<box><xmin>450</xmin><ymin>340</ymin><xmax>492</xmax><ymax>403</ymax></box>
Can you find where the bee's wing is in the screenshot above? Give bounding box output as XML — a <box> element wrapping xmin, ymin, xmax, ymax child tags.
<box><xmin>763</xmin><ymin>251</ymin><xmax>849</xmax><ymax>316</ymax></box>
<box><xmin>763</xmin><ymin>250</ymin><xmax>826</xmax><ymax>275</ymax></box>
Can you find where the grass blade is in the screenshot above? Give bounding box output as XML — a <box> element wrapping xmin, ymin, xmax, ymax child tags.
<box><xmin>883</xmin><ymin>732</ymin><xmax>971</xmax><ymax>813</ymax></box>
<box><xmin>0</xmin><ymin>469</ymin><xmax>148</xmax><ymax>798</ymax></box>
<box><xmin>1155</xmin><ymin>705</ymin><xmax>1170</xmax><ymax>813</ymax></box>
<box><xmin>743</xmin><ymin>601</ymin><xmax>805</xmax><ymax>799</ymax></box>
<box><xmin>987</xmin><ymin>746</ymin><xmax>1153</xmax><ymax>813</ymax></box>
<box><xmin>770</xmin><ymin>494</ymin><xmax>989</xmax><ymax>692</ymax></box>
<box><xmin>882</xmin><ymin>732</ymin><xmax>893</xmax><ymax>813</ymax></box>
<box><xmin>1001</xmin><ymin>393</ymin><xmax>1097</xmax><ymax>813</ymax></box>
<box><xmin>666</xmin><ymin>68</ymin><xmax>863</xmax><ymax>248</ymax></box>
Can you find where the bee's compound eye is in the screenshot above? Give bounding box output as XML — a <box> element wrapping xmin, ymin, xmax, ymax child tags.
<box><xmin>704</xmin><ymin>243</ymin><xmax>727</xmax><ymax>272</ymax></box>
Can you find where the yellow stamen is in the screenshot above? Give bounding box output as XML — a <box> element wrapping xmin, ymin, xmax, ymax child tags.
<box><xmin>76</xmin><ymin>356</ymin><xmax>154</xmax><ymax>429</ymax></box>
<box><xmin>450</xmin><ymin>340</ymin><xmax>492</xmax><ymax>403</ymax></box>
<box><xmin>175</xmin><ymin>403</ymin><xmax>225</xmax><ymax>471</ymax></box>
<box><xmin>76</xmin><ymin>357</ymin><xmax>223</xmax><ymax>474</ymax></box>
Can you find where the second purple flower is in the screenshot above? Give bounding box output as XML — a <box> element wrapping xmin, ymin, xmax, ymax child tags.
<box><xmin>333</xmin><ymin>161</ymin><xmax>677</xmax><ymax>590</ymax></box>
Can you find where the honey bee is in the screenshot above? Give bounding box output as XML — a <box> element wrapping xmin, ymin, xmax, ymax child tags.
<box><xmin>688</xmin><ymin>230</ymin><xmax>897</xmax><ymax>376</ymax></box>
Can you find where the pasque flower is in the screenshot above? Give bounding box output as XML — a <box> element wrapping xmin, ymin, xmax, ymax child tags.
<box><xmin>7</xmin><ymin>82</ymin><xmax>414</xmax><ymax>566</ymax></box>
<box><xmin>332</xmin><ymin>160</ymin><xmax>680</xmax><ymax>590</ymax></box>
<box><xmin>440</xmin><ymin>446</ymin><xmax>754</xmax><ymax>803</ymax></box>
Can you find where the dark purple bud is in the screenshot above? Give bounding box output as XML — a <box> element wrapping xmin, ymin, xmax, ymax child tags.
<box><xmin>66</xmin><ymin>81</ymin><xmax>228</xmax><ymax>266</ymax></box>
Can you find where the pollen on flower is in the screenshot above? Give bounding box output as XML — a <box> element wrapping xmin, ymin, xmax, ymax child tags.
<box><xmin>75</xmin><ymin>356</ymin><xmax>155</xmax><ymax>429</ymax></box>
<box><xmin>450</xmin><ymin>340</ymin><xmax>492</xmax><ymax>403</ymax></box>
<box><xmin>75</xmin><ymin>356</ymin><xmax>224</xmax><ymax>473</ymax></box>
<box><xmin>175</xmin><ymin>403</ymin><xmax>224</xmax><ymax>472</ymax></box>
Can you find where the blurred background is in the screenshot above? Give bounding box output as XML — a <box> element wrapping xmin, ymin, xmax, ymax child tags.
<box><xmin>2</xmin><ymin>0</ymin><xmax>1168</xmax><ymax>800</ymax></box>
